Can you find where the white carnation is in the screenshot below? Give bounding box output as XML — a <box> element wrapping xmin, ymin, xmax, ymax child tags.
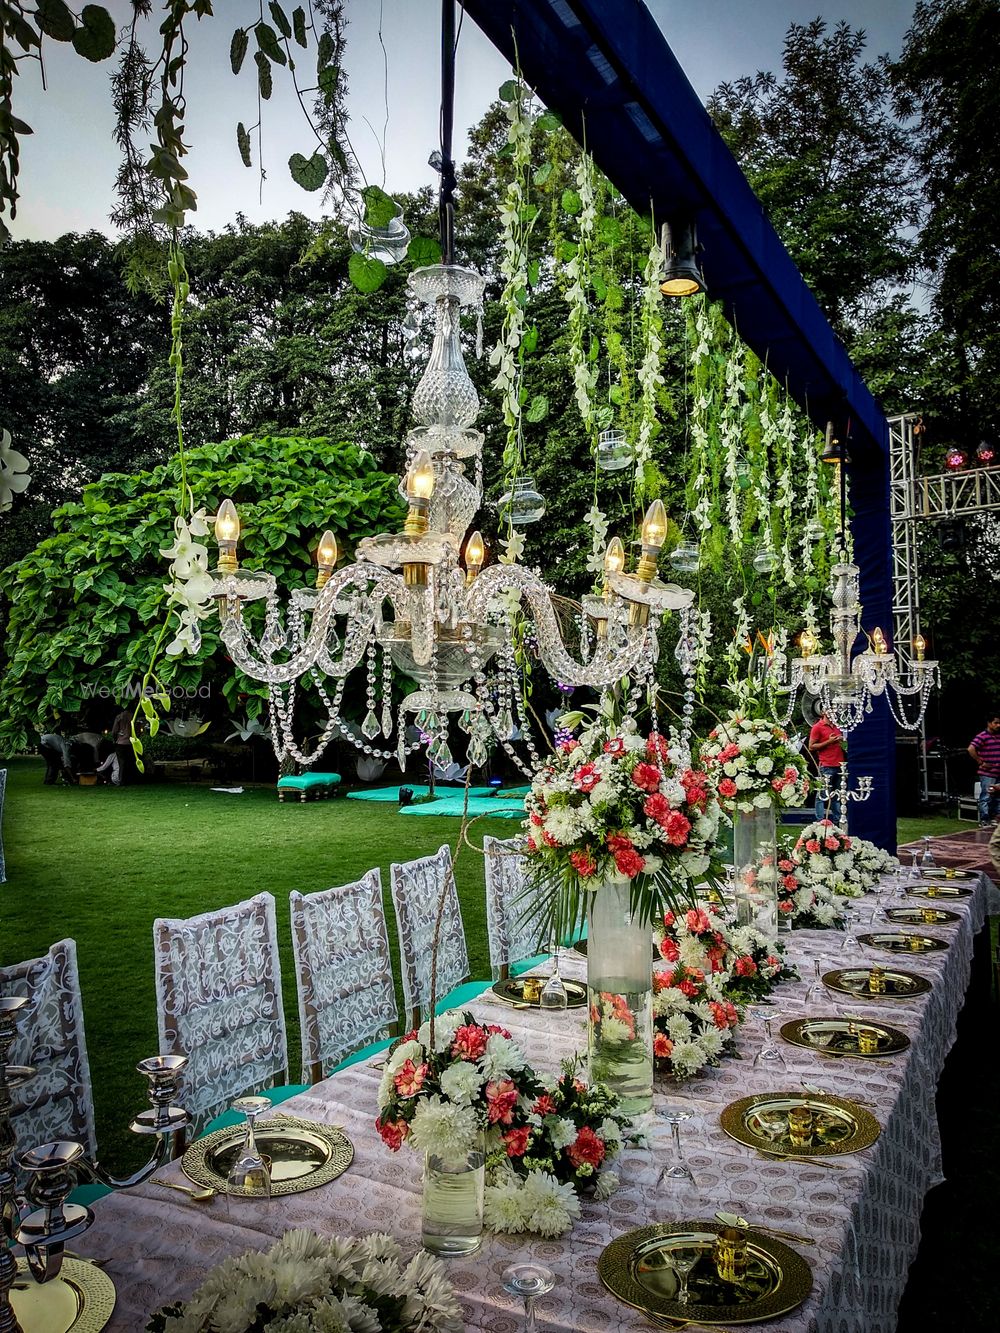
<box><xmin>481</xmin><ymin>1033</ymin><xmax>527</xmax><ymax>1080</ymax></box>
<box><xmin>439</xmin><ymin>1060</ymin><xmax>484</xmax><ymax>1105</ymax></box>
<box><xmin>755</xmin><ymin>757</ymin><xmax>774</xmax><ymax>775</ymax></box>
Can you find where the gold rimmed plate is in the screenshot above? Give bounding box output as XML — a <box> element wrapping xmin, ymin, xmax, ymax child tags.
<box><xmin>490</xmin><ymin>975</ymin><xmax>587</xmax><ymax>1008</ymax></box>
<box><xmin>883</xmin><ymin>906</ymin><xmax>960</xmax><ymax>925</ymax></box>
<box><xmin>182</xmin><ymin>1114</ymin><xmax>353</xmax><ymax>1196</ymax></box>
<box><xmin>780</xmin><ymin>1016</ymin><xmax>910</xmax><ymax>1058</ymax></box>
<box><xmin>858</xmin><ymin>931</ymin><xmax>949</xmax><ymax>954</ymax></box>
<box><xmin>823</xmin><ymin>967</ymin><xmax>931</xmax><ymax>1000</ymax></box>
<box><xmin>905</xmin><ymin>883</ymin><xmax>973</xmax><ymax>899</ymax></box>
<box><xmin>10</xmin><ymin>1257</ymin><xmax>116</xmax><ymax>1333</ymax></box>
<box><xmin>720</xmin><ymin>1091</ymin><xmax>880</xmax><ymax>1157</ymax></box>
<box><xmin>598</xmin><ymin>1220</ymin><xmax>812</xmax><ymax>1325</ymax></box>
<box><xmin>919</xmin><ymin>866</ymin><xmax>972</xmax><ymax>879</ymax></box>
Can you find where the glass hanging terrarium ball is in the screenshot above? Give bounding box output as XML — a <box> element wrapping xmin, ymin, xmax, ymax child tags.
<box><xmin>347</xmin><ymin>197</ymin><xmax>411</xmax><ymax>265</ymax></box>
<box><xmin>669</xmin><ymin>542</ymin><xmax>700</xmax><ymax>573</ymax></box>
<box><xmin>751</xmin><ymin>544</ymin><xmax>778</xmax><ymax>574</ymax></box>
<box><xmin>596</xmin><ymin>428</ymin><xmax>632</xmax><ymax>472</ymax></box>
<box><xmin>499</xmin><ymin>476</ymin><xmax>546</xmax><ymax>525</ymax></box>
<box><xmin>805</xmin><ymin>518</ymin><xmax>825</xmax><ymax>544</ymax></box>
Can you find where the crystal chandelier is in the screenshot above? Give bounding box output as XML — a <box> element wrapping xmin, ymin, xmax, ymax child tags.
<box><xmin>767</xmin><ymin>432</ymin><xmax>938</xmax><ymax>733</ymax></box>
<box><xmin>208</xmin><ymin>259</ymin><xmax>695</xmax><ymax>773</ymax></box>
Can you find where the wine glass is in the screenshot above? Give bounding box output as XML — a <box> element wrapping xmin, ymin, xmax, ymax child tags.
<box><xmin>840</xmin><ymin>900</ymin><xmax>862</xmax><ymax>956</ymax></box>
<box><xmin>804</xmin><ymin>958</ymin><xmax>827</xmax><ymax>1007</ymax></box>
<box><xmin>501</xmin><ymin>1262</ymin><xmax>555</xmax><ymax>1332</ymax></box>
<box><xmin>654</xmin><ymin>1105</ymin><xmax>696</xmax><ymax>1191</ymax></box>
<box><xmin>908</xmin><ymin>848</ymin><xmax>922</xmax><ymax>882</ymax></box>
<box><xmin>920</xmin><ymin>835</ymin><xmax>937</xmax><ymax>871</ymax></box>
<box><xmin>539</xmin><ymin>932</ymin><xmax>568</xmax><ymax>1011</ymax></box>
<box><xmin>669</xmin><ymin>1243</ymin><xmax>702</xmax><ymax>1306</ymax></box>
<box><xmin>751</xmin><ymin>1007</ymin><xmax>787</xmax><ymax>1074</ymax></box>
<box><xmin>226</xmin><ymin>1094</ymin><xmax>272</xmax><ymax>1214</ymax></box>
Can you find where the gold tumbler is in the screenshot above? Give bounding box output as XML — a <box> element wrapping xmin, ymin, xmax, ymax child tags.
<box><xmin>713</xmin><ymin>1227</ymin><xmax>749</xmax><ymax>1285</ymax></box>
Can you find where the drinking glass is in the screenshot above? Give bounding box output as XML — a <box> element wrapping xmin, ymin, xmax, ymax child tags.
<box><xmin>908</xmin><ymin>848</ymin><xmax>921</xmax><ymax>882</ymax></box>
<box><xmin>226</xmin><ymin>1094</ymin><xmax>272</xmax><ymax>1214</ymax></box>
<box><xmin>670</xmin><ymin>1243</ymin><xmax>702</xmax><ymax>1306</ymax></box>
<box><xmin>539</xmin><ymin>934</ymin><xmax>568</xmax><ymax>1011</ymax></box>
<box><xmin>921</xmin><ymin>835</ymin><xmax>936</xmax><ymax>871</ymax></box>
<box><xmin>840</xmin><ymin>900</ymin><xmax>862</xmax><ymax>956</ymax></box>
<box><xmin>501</xmin><ymin>1262</ymin><xmax>555</xmax><ymax>1332</ymax></box>
<box><xmin>654</xmin><ymin>1105</ymin><xmax>696</xmax><ymax>1190</ymax></box>
<box><xmin>751</xmin><ymin>1008</ymin><xmax>787</xmax><ymax>1074</ymax></box>
<box><xmin>803</xmin><ymin>958</ymin><xmax>826</xmax><ymax>1007</ymax></box>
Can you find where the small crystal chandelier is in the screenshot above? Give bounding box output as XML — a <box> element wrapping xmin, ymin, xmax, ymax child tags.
<box><xmin>767</xmin><ymin>428</ymin><xmax>938</xmax><ymax>733</ymax></box>
<box><xmin>207</xmin><ymin>3</ymin><xmax>695</xmax><ymax>773</ymax></box>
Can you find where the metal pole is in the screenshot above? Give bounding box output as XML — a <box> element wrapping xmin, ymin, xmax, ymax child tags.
<box><xmin>439</xmin><ymin>0</ymin><xmax>457</xmax><ymax>264</ymax></box>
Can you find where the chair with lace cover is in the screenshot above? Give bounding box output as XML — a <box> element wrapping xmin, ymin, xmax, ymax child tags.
<box><xmin>153</xmin><ymin>892</ymin><xmax>297</xmax><ymax>1138</ymax></box>
<box><xmin>0</xmin><ymin>938</ymin><xmax>96</xmax><ymax>1160</ymax></box>
<box><xmin>483</xmin><ymin>834</ymin><xmax>544</xmax><ymax>980</ymax></box>
<box><xmin>290</xmin><ymin>869</ymin><xmax>399</xmax><ymax>1083</ymax></box>
<box><xmin>390</xmin><ymin>844</ymin><xmax>472</xmax><ymax>1029</ymax></box>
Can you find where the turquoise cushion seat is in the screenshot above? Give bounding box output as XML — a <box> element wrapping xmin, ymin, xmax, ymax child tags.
<box><xmin>437</xmin><ymin>979</ymin><xmax>493</xmax><ymax>1011</ymax></box>
<box><xmin>277</xmin><ymin>773</ymin><xmax>340</xmax><ymax>791</ymax></box>
<box><xmin>201</xmin><ymin>1082</ymin><xmax>311</xmax><ymax>1135</ymax></box>
<box><xmin>329</xmin><ymin>1034</ymin><xmax>397</xmax><ymax>1074</ymax></box>
<box><xmin>510</xmin><ymin>952</ymin><xmax>550</xmax><ymax>976</ymax></box>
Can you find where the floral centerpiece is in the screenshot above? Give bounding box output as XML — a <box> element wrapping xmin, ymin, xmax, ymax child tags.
<box><xmin>698</xmin><ymin>714</ymin><xmax>811</xmax><ymax>814</ymax></box>
<box><xmin>792</xmin><ymin>820</ymin><xmax>899</xmax><ymax>898</ymax></box>
<box><xmin>721</xmin><ymin>922</ymin><xmax>798</xmax><ymax>1003</ymax></box>
<box><xmin>651</xmin><ymin>963</ymin><xmax>740</xmax><ymax>1079</ymax></box>
<box><xmin>775</xmin><ymin>836</ymin><xmax>844</xmax><ymax>927</ymax></box>
<box><xmin>146</xmin><ymin>1230</ymin><xmax>462</xmax><ymax>1332</ymax></box>
<box><xmin>484</xmin><ymin>1055</ymin><xmax>630</xmax><ymax>1235</ymax></box>
<box><xmin>523</xmin><ymin>713</ymin><xmax>721</xmax><ymax>1115</ymax></box>
<box><xmin>652</xmin><ymin>904</ymin><xmax>795</xmax><ymax>1009</ymax></box>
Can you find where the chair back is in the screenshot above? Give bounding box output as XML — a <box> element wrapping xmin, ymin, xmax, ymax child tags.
<box><xmin>290</xmin><ymin>870</ymin><xmax>398</xmax><ymax>1083</ymax></box>
<box><xmin>0</xmin><ymin>937</ymin><xmax>96</xmax><ymax>1158</ymax></box>
<box><xmin>390</xmin><ymin>844</ymin><xmax>469</xmax><ymax>1029</ymax></box>
<box><xmin>153</xmin><ymin>892</ymin><xmax>288</xmax><ymax>1135</ymax></box>
<box><xmin>483</xmin><ymin>834</ymin><xmax>536</xmax><ymax>979</ymax></box>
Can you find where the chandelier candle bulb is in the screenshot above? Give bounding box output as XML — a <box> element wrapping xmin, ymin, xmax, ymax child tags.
<box><xmin>464</xmin><ymin>530</ymin><xmax>485</xmax><ymax>584</ymax></box>
<box><xmin>913</xmin><ymin>633</ymin><xmax>926</xmax><ymax>663</ymax></box>
<box><xmin>316</xmin><ymin>530</ymin><xmax>338</xmax><ymax>589</ymax></box>
<box><xmin>871</xmin><ymin>627</ymin><xmax>888</xmax><ymax>655</ymax></box>
<box><xmin>403</xmin><ymin>449</ymin><xmax>436</xmax><ymax>538</ymax></box>
<box><xmin>799</xmin><ymin>629</ymin><xmax>818</xmax><ymax>658</ymax></box>
<box><xmin>214</xmin><ymin>498</ymin><xmax>240</xmax><ymax>572</ymax></box>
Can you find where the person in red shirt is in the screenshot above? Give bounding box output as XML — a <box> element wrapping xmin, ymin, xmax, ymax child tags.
<box><xmin>808</xmin><ymin>708</ymin><xmax>845</xmax><ymax>824</ymax></box>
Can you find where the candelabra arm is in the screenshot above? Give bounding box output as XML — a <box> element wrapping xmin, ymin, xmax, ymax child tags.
<box><xmin>80</xmin><ymin>1131</ymin><xmax>172</xmax><ymax>1192</ymax></box>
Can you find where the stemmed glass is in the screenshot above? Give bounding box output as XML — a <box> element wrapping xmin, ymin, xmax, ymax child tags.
<box><xmin>501</xmin><ymin>1263</ymin><xmax>555</xmax><ymax>1332</ymax></box>
<box><xmin>539</xmin><ymin>932</ymin><xmax>568</xmax><ymax>1010</ymax></box>
<box><xmin>921</xmin><ymin>835</ymin><xmax>936</xmax><ymax>871</ymax></box>
<box><xmin>907</xmin><ymin>848</ymin><xmax>922</xmax><ymax>883</ymax></box>
<box><xmin>226</xmin><ymin>1095</ymin><xmax>272</xmax><ymax>1214</ymax></box>
<box><xmin>669</xmin><ymin>1243</ymin><xmax>702</xmax><ymax>1306</ymax></box>
<box><xmin>654</xmin><ymin>1106</ymin><xmax>696</xmax><ymax>1190</ymax></box>
<box><xmin>804</xmin><ymin>958</ymin><xmax>827</xmax><ymax>1007</ymax></box>
<box><xmin>840</xmin><ymin>900</ymin><xmax>862</xmax><ymax>956</ymax></box>
<box><xmin>751</xmin><ymin>1007</ymin><xmax>787</xmax><ymax>1074</ymax></box>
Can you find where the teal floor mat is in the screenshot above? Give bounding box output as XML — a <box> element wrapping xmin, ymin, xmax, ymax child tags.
<box><xmin>400</xmin><ymin>795</ymin><xmax>525</xmax><ymax>818</ymax></box>
<box><xmin>346</xmin><ymin>785</ymin><xmax>504</xmax><ymax>803</ymax></box>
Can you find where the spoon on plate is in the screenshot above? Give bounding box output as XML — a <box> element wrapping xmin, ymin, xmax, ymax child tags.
<box><xmin>150</xmin><ymin>1176</ymin><xmax>217</xmax><ymax>1203</ymax></box>
<box><xmin>714</xmin><ymin>1210</ymin><xmax>814</xmax><ymax>1245</ymax></box>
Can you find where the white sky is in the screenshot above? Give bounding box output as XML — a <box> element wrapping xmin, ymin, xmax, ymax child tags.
<box><xmin>10</xmin><ymin>0</ymin><xmax>916</xmax><ymax>240</ymax></box>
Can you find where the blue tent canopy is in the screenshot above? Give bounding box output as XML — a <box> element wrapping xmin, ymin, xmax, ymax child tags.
<box><xmin>461</xmin><ymin>0</ymin><xmax>896</xmax><ymax>847</ymax></box>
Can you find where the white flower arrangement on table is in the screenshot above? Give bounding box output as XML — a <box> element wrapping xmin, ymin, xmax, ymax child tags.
<box><xmin>792</xmin><ymin>820</ymin><xmax>899</xmax><ymax>899</ymax></box>
<box><xmin>775</xmin><ymin>836</ymin><xmax>843</xmax><ymax>928</ymax></box>
<box><xmin>146</xmin><ymin>1229</ymin><xmax>462</xmax><ymax>1332</ymax></box>
<box><xmin>651</xmin><ymin>961</ymin><xmax>741</xmax><ymax>1079</ymax></box>
<box><xmin>652</xmin><ymin>904</ymin><xmax>795</xmax><ymax>1011</ymax></box>
<box><xmin>523</xmin><ymin>715</ymin><xmax>721</xmax><ymax>936</ymax></box>
<box><xmin>699</xmin><ymin>713</ymin><xmax>811</xmax><ymax>814</ymax></box>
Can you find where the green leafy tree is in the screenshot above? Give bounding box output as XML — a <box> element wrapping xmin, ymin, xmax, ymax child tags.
<box><xmin>0</xmin><ymin>435</ymin><xmax>403</xmax><ymax>753</ymax></box>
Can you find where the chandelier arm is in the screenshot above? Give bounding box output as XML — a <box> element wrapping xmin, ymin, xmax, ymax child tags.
<box><xmin>467</xmin><ymin>565</ymin><xmax>650</xmax><ymax>687</ymax></box>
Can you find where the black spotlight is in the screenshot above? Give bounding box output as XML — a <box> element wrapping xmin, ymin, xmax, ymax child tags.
<box><xmin>659</xmin><ymin>218</ymin><xmax>705</xmax><ymax>297</ymax></box>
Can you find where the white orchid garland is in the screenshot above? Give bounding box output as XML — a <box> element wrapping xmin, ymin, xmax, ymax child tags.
<box><xmin>563</xmin><ymin>151</ymin><xmax>599</xmax><ymax>432</ymax></box>
<box><xmin>159</xmin><ymin>508</ymin><xmax>215</xmax><ymax>656</ymax></box>
<box><xmin>634</xmin><ymin>233</ymin><xmax>665</xmax><ymax>483</ymax></box>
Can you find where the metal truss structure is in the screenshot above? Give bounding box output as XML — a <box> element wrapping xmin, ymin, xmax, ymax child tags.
<box><xmin>889</xmin><ymin>413</ymin><xmax>1000</xmax><ymax>798</ymax></box>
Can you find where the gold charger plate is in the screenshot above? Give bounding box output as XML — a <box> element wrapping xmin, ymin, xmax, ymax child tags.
<box><xmin>905</xmin><ymin>883</ymin><xmax>973</xmax><ymax>899</ymax></box>
<box><xmin>720</xmin><ymin>1091</ymin><xmax>880</xmax><ymax>1157</ymax></box>
<box><xmin>491</xmin><ymin>975</ymin><xmax>587</xmax><ymax>1007</ymax></box>
<box><xmin>823</xmin><ymin>967</ymin><xmax>931</xmax><ymax>1000</ymax></box>
<box><xmin>780</xmin><ymin>1016</ymin><xmax>910</xmax><ymax>1058</ymax></box>
<box><xmin>10</xmin><ymin>1257</ymin><xmax>116</xmax><ymax>1333</ymax></box>
<box><xmin>858</xmin><ymin>931</ymin><xmax>949</xmax><ymax>954</ymax></box>
<box><xmin>183</xmin><ymin>1113</ymin><xmax>353</xmax><ymax>1196</ymax></box>
<box><xmin>598</xmin><ymin>1220</ymin><xmax>812</xmax><ymax>1325</ymax></box>
<box><xmin>919</xmin><ymin>866</ymin><xmax>971</xmax><ymax>879</ymax></box>
<box><xmin>884</xmin><ymin>906</ymin><xmax>960</xmax><ymax>925</ymax></box>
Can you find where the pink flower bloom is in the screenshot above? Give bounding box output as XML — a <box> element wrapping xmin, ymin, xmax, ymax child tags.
<box><xmin>685</xmin><ymin>907</ymin><xmax>711</xmax><ymax>934</ymax></box>
<box><xmin>532</xmin><ymin>1094</ymin><xmax>557</xmax><ymax>1117</ymax></box>
<box><xmin>719</xmin><ymin>778</ymin><xmax>738</xmax><ymax>798</ymax></box>
<box><xmin>503</xmin><ymin>1126</ymin><xmax>532</xmax><ymax>1157</ymax></box>
<box><xmin>393</xmin><ymin>1059</ymin><xmax>428</xmax><ymax>1098</ymax></box>
<box><xmin>658</xmin><ymin>937</ymin><xmax>680</xmax><ymax>962</ymax></box>
<box><xmin>805</xmin><ymin>838</ymin><xmax>821</xmax><ymax>854</ymax></box>
<box><xmin>567</xmin><ymin>1126</ymin><xmax>606</xmax><ymax>1169</ymax></box>
<box><xmin>824</xmin><ymin>837</ymin><xmax>840</xmax><ymax>851</ymax></box>
<box><xmin>570</xmin><ymin>849</ymin><xmax>597</xmax><ymax>877</ymax></box>
<box><xmin>778</xmin><ymin>898</ymin><xmax>794</xmax><ymax>913</ymax></box>
<box><xmin>631</xmin><ymin>761</ymin><xmax>662</xmax><ymax>792</ymax></box>
<box><xmin>664</xmin><ymin>810</ymin><xmax>692</xmax><ymax>847</ymax></box>
<box><xmin>604</xmin><ymin>737</ymin><xmax>626</xmax><ymax>756</ymax></box>
<box><xmin>573</xmin><ymin>762</ymin><xmax>601</xmax><ymax>793</ymax></box>
<box><xmin>614</xmin><ymin>847</ymin><xmax>646</xmax><ymax>879</ymax></box>
<box><xmin>485</xmin><ymin>1079</ymin><xmax>519</xmax><ymax>1125</ymax></box>
<box><xmin>734</xmin><ymin>955</ymin><xmax>757</xmax><ymax>977</ymax></box>
<box><xmin>376</xmin><ymin>1116</ymin><xmax>410</xmax><ymax>1151</ymax></box>
<box><xmin>451</xmin><ymin>1024</ymin><xmax>488</xmax><ymax>1061</ymax></box>
<box><xmin>654</xmin><ymin>1033</ymin><xmax>673</xmax><ymax>1059</ymax></box>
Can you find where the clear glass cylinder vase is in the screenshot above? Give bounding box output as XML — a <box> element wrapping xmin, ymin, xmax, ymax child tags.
<box><xmin>587</xmin><ymin>877</ymin><xmax>654</xmax><ymax>1116</ymax></box>
<box><xmin>733</xmin><ymin>806</ymin><xmax>778</xmax><ymax>935</ymax></box>
<box><xmin>421</xmin><ymin>1130</ymin><xmax>485</xmax><ymax>1256</ymax></box>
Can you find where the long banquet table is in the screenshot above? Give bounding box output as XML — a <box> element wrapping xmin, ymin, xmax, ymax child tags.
<box><xmin>85</xmin><ymin>870</ymin><xmax>998</xmax><ymax>1332</ymax></box>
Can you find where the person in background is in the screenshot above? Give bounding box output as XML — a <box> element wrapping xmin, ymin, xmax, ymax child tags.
<box><xmin>967</xmin><ymin>715</ymin><xmax>1000</xmax><ymax>827</ymax></box>
<box><xmin>39</xmin><ymin>731</ymin><xmax>73</xmax><ymax>785</ymax></box>
<box><xmin>109</xmin><ymin>707</ymin><xmax>138</xmax><ymax>785</ymax></box>
<box><xmin>808</xmin><ymin>707</ymin><xmax>845</xmax><ymax>825</ymax></box>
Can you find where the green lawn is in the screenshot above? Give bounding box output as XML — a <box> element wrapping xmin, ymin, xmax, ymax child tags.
<box><xmin>0</xmin><ymin>758</ymin><xmax>514</xmax><ymax>1168</ymax></box>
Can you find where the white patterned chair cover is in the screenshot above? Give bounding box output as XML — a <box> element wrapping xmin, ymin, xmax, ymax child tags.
<box><xmin>0</xmin><ymin>767</ymin><xmax>6</xmax><ymax>883</ymax></box>
<box><xmin>0</xmin><ymin>938</ymin><xmax>96</xmax><ymax>1159</ymax></box>
<box><xmin>390</xmin><ymin>844</ymin><xmax>469</xmax><ymax>1029</ymax></box>
<box><xmin>153</xmin><ymin>892</ymin><xmax>289</xmax><ymax>1136</ymax></box>
<box><xmin>483</xmin><ymin>834</ymin><xmax>537</xmax><ymax>979</ymax></box>
<box><xmin>290</xmin><ymin>870</ymin><xmax>399</xmax><ymax>1083</ymax></box>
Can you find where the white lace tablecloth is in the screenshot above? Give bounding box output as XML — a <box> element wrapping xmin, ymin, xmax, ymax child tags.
<box><xmin>85</xmin><ymin>871</ymin><xmax>995</xmax><ymax>1332</ymax></box>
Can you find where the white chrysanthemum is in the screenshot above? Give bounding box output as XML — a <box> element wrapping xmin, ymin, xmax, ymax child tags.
<box><xmin>402</xmin><ymin>1251</ymin><xmax>464</xmax><ymax>1330</ymax></box>
<box><xmin>643</xmin><ymin>854</ymin><xmax>663</xmax><ymax>876</ymax></box>
<box><xmin>481</xmin><ymin>1033</ymin><xmax>527</xmax><ymax>1080</ymax></box>
<box><xmin>417</xmin><ymin>1010</ymin><xmax>462</xmax><ymax>1053</ymax></box>
<box><xmin>408</xmin><ymin>1095</ymin><xmax>479</xmax><ymax>1168</ymax></box>
<box><xmin>670</xmin><ymin>1039</ymin><xmax>708</xmax><ymax>1076</ymax></box>
<box><xmin>662</xmin><ymin>777</ymin><xmax>686</xmax><ymax>805</ymax></box>
<box><xmin>520</xmin><ymin>1170</ymin><xmax>581</xmax><ymax>1237</ymax></box>
<box><xmin>723</xmin><ymin>761</ymin><xmax>739</xmax><ymax>777</ymax></box>
<box><xmin>545</xmin><ymin>1115</ymin><xmax>577</xmax><ymax>1151</ymax></box>
<box><xmin>734</xmin><ymin>772</ymin><xmax>753</xmax><ymax>790</ymax></box>
<box><xmin>624</xmin><ymin>732</ymin><xmax>645</xmax><ymax>752</ymax></box>
<box><xmin>483</xmin><ymin>1178</ymin><xmax>528</xmax><ymax>1233</ymax></box>
<box><xmin>681</xmin><ymin>851</ymin><xmax>710</xmax><ymax>877</ymax></box>
<box><xmin>599</xmin><ymin>1015</ymin><xmax>632</xmax><ymax>1044</ymax></box>
<box><xmin>809</xmin><ymin>853</ymin><xmax>829</xmax><ymax>876</ymax></box>
<box><xmin>599</xmin><ymin>1117</ymin><xmax>623</xmax><ymax>1149</ymax></box>
<box><xmin>700</xmin><ymin>1027</ymin><xmax>725</xmax><ymax>1058</ymax></box>
<box><xmin>755</xmin><ymin>757</ymin><xmax>774</xmax><ymax>775</ymax></box>
<box><xmin>439</xmin><ymin>1060</ymin><xmax>484</xmax><ymax>1105</ymax></box>
<box><xmin>815</xmin><ymin>901</ymin><xmax>840</xmax><ymax>925</ymax></box>
<box><xmin>834</xmin><ymin>852</ymin><xmax>852</xmax><ymax>871</ymax></box>
<box><xmin>666</xmin><ymin>1013</ymin><xmax>693</xmax><ymax>1042</ymax></box>
<box><xmin>595</xmin><ymin>1170</ymin><xmax>620</xmax><ymax>1200</ymax></box>
<box><xmin>753</xmin><ymin>790</ymin><xmax>771</xmax><ymax>808</ymax></box>
<box><xmin>588</xmin><ymin>779</ymin><xmax>614</xmax><ymax>805</ymax></box>
<box><xmin>679</xmin><ymin>935</ymin><xmax>710</xmax><ymax>971</ymax></box>
<box><xmin>689</xmin><ymin>1000</ymin><xmax>713</xmax><ymax>1025</ymax></box>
